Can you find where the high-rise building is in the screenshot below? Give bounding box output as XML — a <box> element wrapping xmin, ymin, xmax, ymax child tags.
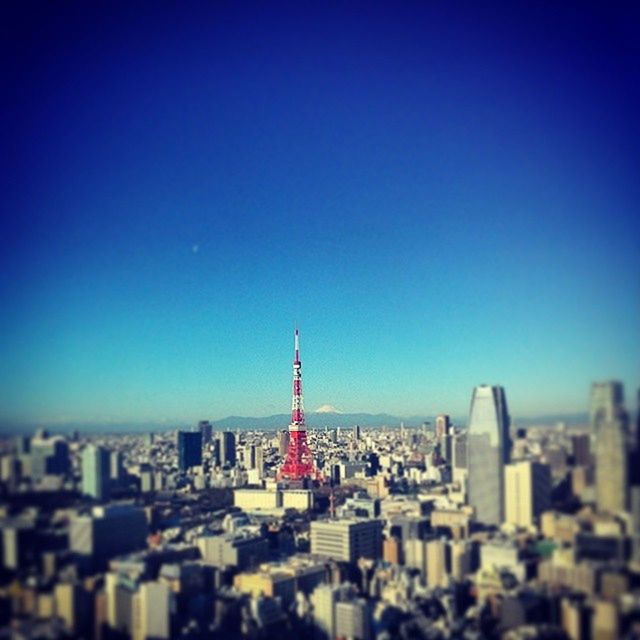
<box><xmin>590</xmin><ymin>381</ymin><xmax>624</xmax><ymax>437</ymax></box>
<box><xmin>590</xmin><ymin>381</ymin><xmax>628</xmax><ymax>514</ymax></box>
<box><xmin>219</xmin><ymin>431</ymin><xmax>236</xmax><ymax>466</ymax></box>
<box><xmin>353</xmin><ymin>424</ymin><xmax>361</xmax><ymax>441</ymax></box>
<box><xmin>504</xmin><ymin>461</ymin><xmax>552</xmax><ymax>528</ymax></box>
<box><xmin>110</xmin><ymin>451</ymin><xmax>124</xmax><ymax>483</ymax></box>
<box><xmin>177</xmin><ymin>431</ymin><xmax>202</xmax><ymax>471</ymax></box>
<box><xmin>436</xmin><ymin>415</ymin><xmax>453</xmax><ymax>463</ymax></box>
<box><xmin>198</xmin><ymin>420</ymin><xmax>213</xmax><ymax>445</ymax></box>
<box><xmin>435</xmin><ymin>414</ymin><xmax>451</xmax><ymax>439</ymax></box>
<box><xmin>310</xmin><ymin>519</ymin><xmax>383</xmax><ymax>563</ymax></box>
<box><xmin>82</xmin><ymin>445</ymin><xmax>111</xmax><ymax>501</ymax></box>
<box><xmin>596</xmin><ymin>412</ymin><xmax>629</xmax><ymax>514</ymax></box>
<box><xmin>467</xmin><ymin>385</ymin><xmax>511</xmax><ymax>525</ymax></box>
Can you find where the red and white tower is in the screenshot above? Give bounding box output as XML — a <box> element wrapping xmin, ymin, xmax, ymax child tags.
<box><xmin>278</xmin><ymin>329</ymin><xmax>320</xmax><ymax>481</ymax></box>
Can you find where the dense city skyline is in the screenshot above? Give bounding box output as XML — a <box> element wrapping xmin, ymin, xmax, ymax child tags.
<box><xmin>2</xmin><ymin>3</ymin><xmax>639</xmax><ymax>427</ymax></box>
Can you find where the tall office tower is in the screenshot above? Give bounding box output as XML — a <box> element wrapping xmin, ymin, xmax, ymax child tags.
<box><xmin>467</xmin><ymin>385</ymin><xmax>511</xmax><ymax>525</ymax></box>
<box><xmin>590</xmin><ymin>380</ymin><xmax>624</xmax><ymax>465</ymax></box>
<box><xmin>199</xmin><ymin>420</ymin><xmax>213</xmax><ymax>445</ymax></box>
<box><xmin>590</xmin><ymin>381</ymin><xmax>624</xmax><ymax>436</ymax></box>
<box><xmin>590</xmin><ymin>381</ymin><xmax>628</xmax><ymax>513</ymax></box>
<box><xmin>219</xmin><ymin>431</ymin><xmax>236</xmax><ymax>466</ymax></box>
<box><xmin>177</xmin><ymin>431</ymin><xmax>202</xmax><ymax>471</ymax></box>
<box><xmin>210</xmin><ymin>439</ymin><xmax>221</xmax><ymax>467</ymax></box>
<box><xmin>353</xmin><ymin>424</ymin><xmax>361</xmax><ymax>441</ymax></box>
<box><xmin>110</xmin><ymin>451</ymin><xmax>124</xmax><ymax>482</ymax></box>
<box><xmin>279</xmin><ymin>329</ymin><xmax>319</xmax><ymax>481</ymax></box>
<box><xmin>255</xmin><ymin>445</ymin><xmax>264</xmax><ymax>475</ymax></box>
<box><xmin>310</xmin><ymin>519</ymin><xmax>383</xmax><ymax>562</ymax></box>
<box><xmin>436</xmin><ymin>414</ymin><xmax>452</xmax><ymax>462</ymax></box>
<box><xmin>504</xmin><ymin>461</ymin><xmax>552</xmax><ymax>528</ymax></box>
<box><xmin>435</xmin><ymin>414</ymin><xmax>450</xmax><ymax>438</ymax></box>
<box><xmin>82</xmin><ymin>445</ymin><xmax>111</xmax><ymax>501</ymax></box>
<box><xmin>243</xmin><ymin>444</ymin><xmax>255</xmax><ymax>469</ymax></box>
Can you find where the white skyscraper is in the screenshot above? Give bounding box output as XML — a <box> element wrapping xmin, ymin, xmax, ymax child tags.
<box><xmin>504</xmin><ymin>460</ymin><xmax>552</xmax><ymax>528</ymax></box>
<box><xmin>467</xmin><ymin>385</ymin><xmax>511</xmax><ymax>525</ymax></box>
<box><xmin>82</xmin><ymin>445</ymin><xmax>110</xmax><ymax>501</ymax></box>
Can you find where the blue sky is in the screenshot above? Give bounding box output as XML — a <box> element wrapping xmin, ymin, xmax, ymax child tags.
<box><xmin>1</xmin><ymin>2</ymin><xmax>639</xmax><ymax>427</ymax></box>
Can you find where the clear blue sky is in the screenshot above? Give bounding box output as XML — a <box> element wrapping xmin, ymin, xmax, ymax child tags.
<box><xmin>1</xmin><ymin>2</ymin><xmax>639</xmax><ymax>427</ymax></box>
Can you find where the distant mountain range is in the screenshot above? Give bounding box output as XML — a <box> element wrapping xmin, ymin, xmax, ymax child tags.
<box><xmin>0</xmin><ymin>411</ymin><xmax>590</xmax><ymax>435</ymax></box>
<box><xmin>210</xmin><ymin>411</ymin><xmax>590</xmax><ymax>430</ymax></box>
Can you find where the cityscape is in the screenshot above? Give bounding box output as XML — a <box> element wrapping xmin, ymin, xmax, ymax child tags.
<box><xmin>0</xmin><ymin>329</ymin><xmax>639</xmax><ymax>639</ymax></box>
<box><xmin>2</xmin><ymin>2</ymin><xmax>639</xmax><ymax>640</ymax></box>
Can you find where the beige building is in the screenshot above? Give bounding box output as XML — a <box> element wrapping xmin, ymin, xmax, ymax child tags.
<box><xmin>234</xmin><ymin>488</ymin><xmax>281</xmax><ymax>510</ymax></box>
<box><xmin>54</xmin><ymin>583</ymin><xmax>88</xmax><ymax>636</ymax></box>
<box><xmin>426</xmin><ymin>539</ymin><xmax>448</xmax><ymax>588</ymax></box>
<box><xmin>449</xmin><ymin>540</ymin><xmax>472</xmax><ymax>581</ymax></box>
<box><xmin>132</xmin><ymin>581</ymin><xmax>171</xmax><ymax>640</ymax></box>
<box><xmin>234</xmin><ymin>556</ymin><xmax>327</xmax><ymax>606</ymax></box>
<box><xmin>382</xmin><ymin>537</ymin><xmax>402</xmax><ymax>565</ymax></box>
<box><xmin>595</xmin><ymin>412</ymin><xmax>628</xmax><ymax>514</ymax></box>
<box><xmin>282</xmin><ymin>489</ymin><xmax>314</xmax><ymax>510</ymax></box>
<box><xmin>504</xmin><ymin>461</ymin><xmax>551</xmax><ymax>529</ymax></box>
<box><xmin>233</xmin><ymin>488</ymin><xmax>314</xmax><ymax>512</ymax></box>
<box><xmin>592</xmin><ymin>599</ymin><xmax>619</xmax><ymax>640</ymax></box>
<box><xmin>430</xmin><ymin>509</ymin><xmax>470</xmax><ymax>538</ymax></box>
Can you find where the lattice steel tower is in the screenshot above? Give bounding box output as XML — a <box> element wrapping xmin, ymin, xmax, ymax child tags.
<box><xmin>278</xmin><ymin>329</ymin><xmax>320</xmax><ymax>481</ymax></box>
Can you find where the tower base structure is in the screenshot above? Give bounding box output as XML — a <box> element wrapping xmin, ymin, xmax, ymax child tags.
<box><xmin>278</xmin><ymin>430</ymin><xmax>321</xmax><ymax>481</ymax></box>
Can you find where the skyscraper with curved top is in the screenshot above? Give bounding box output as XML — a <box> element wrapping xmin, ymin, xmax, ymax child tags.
<box><xmin>467</xmin><ymin>385</ymin><xmax>511</xmax><ymax>525</ymax></box>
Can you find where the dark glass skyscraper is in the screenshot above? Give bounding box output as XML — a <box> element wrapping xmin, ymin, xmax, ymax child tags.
<box><xmin>467</xmin><ymin>385</ymin><xmax>511</xmax><ymax>525</ymax></box>
<box><xmin>219</xmin><ymin>431</ymin><xmax>236</xmax><ymax>466</ymax></box>
<box><xmin>177</xmin><ymin>431</ymin><xmax>202</xmax><ymax>471</ymax></box>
